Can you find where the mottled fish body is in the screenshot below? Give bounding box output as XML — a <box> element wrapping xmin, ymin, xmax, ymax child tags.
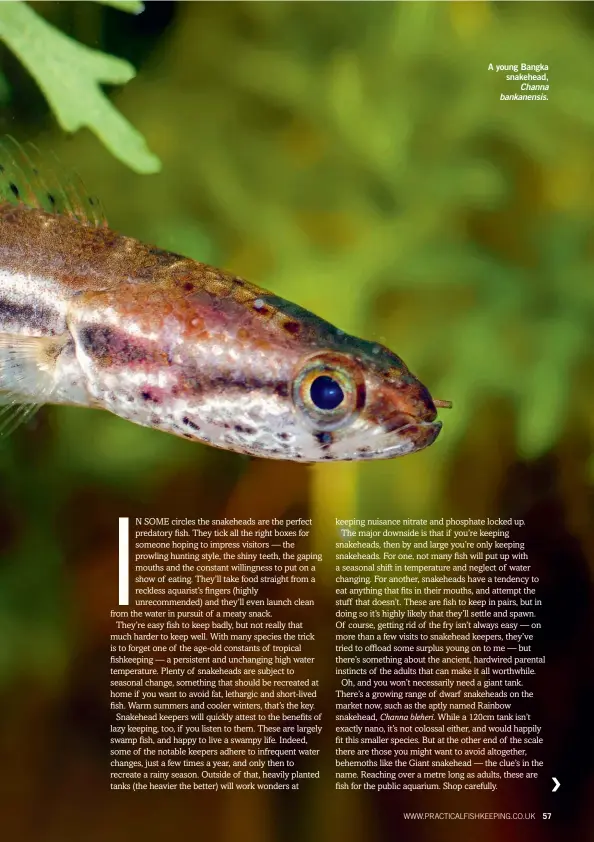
<box><xmin>0</xmin><ymin>138</ymin><xmax>450</xmax><ymax>461</ymax></box>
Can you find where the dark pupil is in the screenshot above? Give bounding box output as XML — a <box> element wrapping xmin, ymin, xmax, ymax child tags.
<box><xmin>310</xmin><ymin>375</ymin><xmax>344</xmax><ymax>410</ymax></box>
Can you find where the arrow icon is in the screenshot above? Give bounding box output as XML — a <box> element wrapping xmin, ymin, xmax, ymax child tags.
<box><xmin>552</xmin><ymin>778</ymin><xmax>560</xmax><ymax>793</ymax></box>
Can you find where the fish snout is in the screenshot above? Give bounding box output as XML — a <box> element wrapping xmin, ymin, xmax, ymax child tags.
<box><xmin>371</xmin><ymin>377</ymin><xmax>444</xmax><ymax>454</ymax></box>
<box><xmin>380</xmin><ymin>381</ymin><xmax>437</xmax><ymax>432</ymax></box>
<box><xmin>408</xmin><ymin>382</ymin><xmax>438</xmax><ymax>422</ymax></box>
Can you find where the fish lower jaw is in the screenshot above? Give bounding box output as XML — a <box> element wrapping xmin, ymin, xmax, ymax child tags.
<box><xmin>389</xmin><ymin>420</ymin><xmax>442</xmax><ymax>456</ymax></box>
<box><xmin>347</xmin><ymin>420</ymin><xmax>443</xmax><ymax>461</ymax></box>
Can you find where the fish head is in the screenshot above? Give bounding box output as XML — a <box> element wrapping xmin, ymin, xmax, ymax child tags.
<box><xmin>286</xmin><ymin>340</ymin><xmax>443</xmax><ymax>461</ymax></box>
<box><xmin>184</xmin><ymin>289</ymin><xmax>450</xmax><ymax>462</ymax></box>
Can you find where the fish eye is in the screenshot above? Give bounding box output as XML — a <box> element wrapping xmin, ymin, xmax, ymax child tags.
<box><xmin>293</xmin><ymin>356</ymin><xmax>365</xmax><ymax>431</ymax></box>
<box><xmin>310</xmin><ymin>375</ymin><xmax>344</xmax><ymax>410</ymax></box>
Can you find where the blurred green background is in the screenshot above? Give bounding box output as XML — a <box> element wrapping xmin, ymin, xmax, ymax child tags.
<box><xmin>0</xmin><ymin>2</ymin><xmax>592</xmax><ymax>841</ymax></box>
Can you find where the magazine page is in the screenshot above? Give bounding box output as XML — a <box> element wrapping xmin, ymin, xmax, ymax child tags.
<box><xmin>0</xmin><ymin>2</ymin><xmax>592</xmax><ymax>841</ymax></box>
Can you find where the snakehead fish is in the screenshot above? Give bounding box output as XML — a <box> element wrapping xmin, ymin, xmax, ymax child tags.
<box><xmin>0</xmin><ymin>138</ymin><xmax>451</xmax><ymax>462</ymax></box>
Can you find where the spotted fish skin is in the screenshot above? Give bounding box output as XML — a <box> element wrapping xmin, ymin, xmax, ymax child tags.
<box><xmin>0</xmin><ymin>163</ymin><xmax>449</xmax><ymax>460</ymax></box>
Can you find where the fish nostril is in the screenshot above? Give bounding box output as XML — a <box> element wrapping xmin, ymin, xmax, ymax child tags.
<box><xmin>414</xmin><ymin>385</ymin><xmax>438</xmax><ymax>422</ymax></box>
<box><xmin>426</xmin><ymin>403</ymin><xmax>438</xmax><ymax>422</ymax></box>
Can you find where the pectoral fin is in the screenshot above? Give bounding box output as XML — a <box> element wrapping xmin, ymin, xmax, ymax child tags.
<box><xmin>0</xmin><ymin>333</ymin><xmax>66</xmax><ymax>436</ymax></box>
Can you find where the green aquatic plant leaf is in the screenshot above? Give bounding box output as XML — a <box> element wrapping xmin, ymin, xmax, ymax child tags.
<box><xmin>0</xmin><ymin>1</ymin><xmax>160</xmax><ymax>173</ymax></box>
<box><xmin>95</xmin><ymin>0</ymin><xmax>145</xmax><ymax>14</ymax></box>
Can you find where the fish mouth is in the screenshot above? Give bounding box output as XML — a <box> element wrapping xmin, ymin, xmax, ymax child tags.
<box><xmin>397</xmin><ymin>419</ymin><xmax>442</xmax><ymax>451</ymax></box>
<box><xmin>317</xmin><ymin>418</ymin><xmax>443</xmax><ymax>461</ymax></box>
<box><xmin>376</xmin><ymin>418</ymin><xmax>442</xmax><ymax>458</ymax></box>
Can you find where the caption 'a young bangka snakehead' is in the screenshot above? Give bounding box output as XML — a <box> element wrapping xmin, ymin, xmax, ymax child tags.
<box><xmin>0</xmin><ymin>137</ymin><xmax>451</xmax><ymax>462</ymax></box>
